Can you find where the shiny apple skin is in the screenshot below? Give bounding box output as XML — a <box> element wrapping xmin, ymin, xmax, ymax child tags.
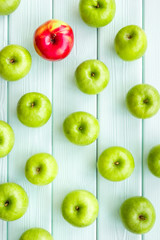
<box><xmin>33</xmin><ymin>19</ymin><xmax>74</xmax><ymax>61</ymax></box>
<box><xmin>20</xmin><ymin>228</ymin><xmax>53</xmax><ymax>240</ymax></box>
<box><xmin>0</xmin><ymin>183</ymin><xmax>29</xmax><ymax>221</ymax></box>
<box><xmin>120</xmin><ymin>196</ymin><xmax>156</xmax><ymax>234</ymax></box>
<box><xmin>62</xmin><ymin>190</ymin><xmax>99</xmax><ymax>227</ymax></box>
<box><xmin>148</xmin><ymin>145</ymin><xmax>160</xmax><ymax>178</ymax></box>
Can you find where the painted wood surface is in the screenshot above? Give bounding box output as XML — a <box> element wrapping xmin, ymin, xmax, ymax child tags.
<box><xmin>0</xmin><ymin>0</ymin><xmax>159</xmax><ymax>240</ymax></box>
<box><xmin>7</xmin><ymin>1</ymin><xmax>53</xmax><ymax>239</ymax></box>
<box><xmin>98</xmin><ymin>0</ymin><xmax>142</xmax><ymax>240</ymax></box>
<box><xmin>143</xmin><ymin>0</ymin><xmax>160</xmax><ymax>239</ymax></box>
<box><xmin>53</xmin><ymin>0</ymin><xmax>97</xmax><ymax>239</ymax></box>
<box><xmin>0</xmin><ymin>15</ymin><xmax>7</xmax><ymax>240</ymax></box>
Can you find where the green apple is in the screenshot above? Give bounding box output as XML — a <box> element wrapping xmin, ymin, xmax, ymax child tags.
<box><xmin>97</xmin><ymin>146</ymin><xmax>135</xmax><ymax>181</ymax></box>
<box><xmin>120</xmin><ymin>196</ymin><xmax>156</xmax><ymax>234</ymax></box>
<box><xmin>17</xmin><ymin>92</ymin><xmax>52</xmax><ymax>127</ymax></box>
<box><xmin>126</xmin><ymin>84</ymin><xmax>160</xmax><ymax>119</ymax></box>
<box><xmin>79</xmin><ymin>0</ymin><xmax>116</xmax><ymax>28</ymax></box>
<box><xmin>75</xmin><ymin>59</ymin><xmax>110</xmax><ymax>95</ymax></box>
<box><xmin>0</xmin><ymin>120</ymin><xmax>15</xmax><ymax>158</ymax></box>
<box><xmin>19</xmin><ymin>228</ymin><xmax>53</xmax><ymax>240</ymax></box>
<box><xmin>0</xmin><ymin>182</ymin><xmax>29</xmax><ymax>221</ymax></box>
<box><xmin>148</xmin><ymin>145</ymin><xmax>160</xmax><ymax>178</ymax></box>
<box><xmin>62</xmin><ymin>190</ymin><xmax>99</xmax><ymax>227</ymax></box>
<box><xmin>0</xmin><ymin>45</ymin><xmax>32</xmax><ymax>81</ymax></box>
<box><xmin>63</xmin><ymin>111</ymin><xmax>100</xmax><ymax>146</ymax></box>
<box><xmin>0</xmin><ymin>0</ymin><xmax>21</xmax><ymax>15</ymax></box>
<box><xmin>25</xmin><ymin>153</ymin><xmax>58</xmax><ymax>185</ymax></box>
<box><xmin>114</xmin><ymin>25</ymin><xmax>147</xmax><ymax>61</ymax></box>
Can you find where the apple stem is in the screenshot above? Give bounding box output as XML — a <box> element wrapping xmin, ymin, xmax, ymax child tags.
<box><xmin>36</xmin><ymin>167</ymin><xmax>41</xmax><ymax>173</ymax></box>
<box><xmin>96</xmin><ymin>3</ymin><xmax>100</xmax><ymax>8</ymax></box>
<box><xmin>127</xmin><ymin>35</ymin><xmax>132</xmax><ymax>39</ymax></box>
<box><xmin>91</xmin><ymin>73</ymin><xmax>95</xmax><ymax>77</ymax></box>
<box><xmin>143</xmin><ymin>99</ymin><xmax>149</xmax><ymax>104</ymax></box>
<box><xmin>9</xmin><ymin>59</ymin><xmax>15</xmax><ymax>64</ymax></box>
<box><xmin>79</xmin><ymin>127</ymin><xmax>83</xmax><ymax>130</ymax></box>
<box><xmin>31</xmin><ymin>102</ymin><xmax>35</xmax><ymax>108</ymax></box>
<box><xmin>114</xmin><ymin>161</ymin><xmax>120</xmax><ymax>165</ymax></box>
<box><xmin>139</xmin><ymin>215</ymin><xmax>146</xmax><ymax>221</ymax></box>
<box><xmin>51</xmin><ymin>34</ymin><xmax>56</xmax><ymax>44</ymax></box>
<box><xmin>75</xmin><ymin>206</ymin><xmax>79</xmax><ymax>211</ymax></box>
<box><xmin>4</xmin><ymin>201</ymin><xmax>9</xmax><ymax>207</ymax></box>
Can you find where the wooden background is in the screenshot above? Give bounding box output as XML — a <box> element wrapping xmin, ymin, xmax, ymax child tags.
<box><xmin>0</xmin><ymin>0</ymin><xmax>160</xmax><ymax>239</ymax></box>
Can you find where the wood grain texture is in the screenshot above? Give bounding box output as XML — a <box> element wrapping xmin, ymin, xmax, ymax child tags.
<box><xmin>52</xmin><ymin>0</ymin><xmax>97</xmax><ymax>239</ymax></box>
<box><xmin>143</xmin><ymin>0</ymin><xmax>160</xmax><ymax>239</ymax></box>
<box><xmin>98</xmin><ymin>0</ymin><xmax>142</xmax><ymax>239</ymax></box>
<box><xmin>0</xmin><ymin>15</ymin><xmax>8</xmax><ymax>240</ymax></box>
<box><xmin>6</xmin><ymin>1</ymin><xmax>53</xmax><ymax>239</ymax></box>
<box><xmin>1</xmin><ymin>0</ymin><xmax>160</xmax><ymax>239</ymax></box>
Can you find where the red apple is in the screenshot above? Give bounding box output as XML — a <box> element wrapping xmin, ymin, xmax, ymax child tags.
<box><xmin>33</xmin><ymin>19</ymin><xmax>74</xmax><ymax>61</ymax></box>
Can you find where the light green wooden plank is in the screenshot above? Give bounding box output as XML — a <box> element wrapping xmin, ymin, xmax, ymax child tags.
<box><xmin>52</xmin><ymin>0</ymin><xmax>97</xmax><ymax>239</ymax></box>
<box><xmin>0</xmin><ymin>15</ymin><xmax>8</xmax><ymax>240</ymax></box>
<box><xmin>143</xmin><ymin>0</ymin><xmax>160</xmax><ymax>239</ymax></box>
<box><xmin>6</xmin><ymin>1</ymin><xmax>53</xmax><ymax>239</ymax></box>
<box><xmin>98</xmin><ymin>0</ymin><xmax>142</xmax><ymax>239</ymax></box>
